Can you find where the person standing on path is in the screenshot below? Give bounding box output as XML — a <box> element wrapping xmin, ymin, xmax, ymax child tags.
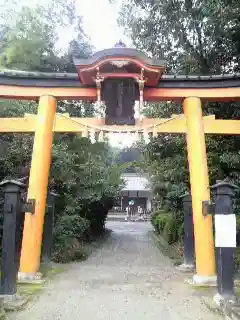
<box><xmin>125</xmin><ymin>205</ymin><xmax>129</xmax><ymax>221</ymax></box>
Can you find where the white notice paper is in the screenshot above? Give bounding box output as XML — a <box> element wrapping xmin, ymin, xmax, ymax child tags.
<box><xmin>214</xmin><ymin>214</ymin><xmax>236</xmax><ymax>248</ymax></box>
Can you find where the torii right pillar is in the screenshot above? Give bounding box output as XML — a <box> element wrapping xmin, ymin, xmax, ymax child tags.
<box><xmin>183</xmin><ymin>97</ymin><xmax>216</xmax><ymax>284</ymax></box>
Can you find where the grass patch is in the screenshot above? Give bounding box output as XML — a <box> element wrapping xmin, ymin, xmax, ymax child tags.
<box><xmin>234</xmin><ymin>280</ymin><xmax>240</xmax><ymax>297</ymax></box>
<box><xmin>17</xmin><ymin>283</ymin><xmax>43</xmax><ymax>298</ymax></box>
<box><xmin>40</xmin><ymin>263</ymin><xmax>66</xmax><ymax>279</ymax></box>
<box><xmin>15</xmin><ymin>265</ymin><xmax>64</xmax><ymax>304</ymax></box>
<box><xmin>193</xmin><ymin>285</ymin><xmax>214</xmax><ymax>290</ymax></box>
<box><xmin>236</xmin><ymin>286</ymin><xmax>240</xmax><ymax>297</ymax></box>
<box><xmin>3</xmin><ymin>283</ymin><xmax>45</xmax><ymax>313</ymax></box>
<box><xmin>152</xmin><ymin>231</ymin><xmax>183</xmax><ymax>265</ymax></box>
<box><xmin>235</xmin><ymin>248</ymin><xmax>240</xmax><ymax>275</ymax></box>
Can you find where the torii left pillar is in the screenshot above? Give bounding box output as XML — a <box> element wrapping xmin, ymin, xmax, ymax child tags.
<box><xmin>18</xmin><ymin>95</ymin><xmax>56</xmax><ymax>281</ymax></box>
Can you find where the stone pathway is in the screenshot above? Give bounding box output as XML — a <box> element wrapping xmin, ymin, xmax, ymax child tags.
<box><xmin>9</xmin><ymin>221</ymin><xmax>221</xmax><ymax>320</ymax></box>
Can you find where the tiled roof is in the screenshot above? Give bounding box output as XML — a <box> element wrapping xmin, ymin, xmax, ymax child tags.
<box><xmin>0</xmin><ymin>69</ymin><xmax>240</xmax><ymax>88</ymax></box>
<box><xmin>121</xmin><ymin>174</ymin><xmax>151</xmax><ymax>191</ymax></box>
<box><xmin>1</xmin><ymin>69</ymin><xmax>239</xmax><ymax>80</ymax></box>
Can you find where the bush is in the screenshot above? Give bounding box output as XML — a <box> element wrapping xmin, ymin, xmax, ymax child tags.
<box><xmin>85</xmin><ymin>201</ymin><xmax>109</xmax><ymax>237</ymax></box>
<box><xmin>151</xmin><ymin>210</ymin><xmax>168</xmax><ymax>232</ymax></box>
<box><xmin>162</xmin><ymin>215</ymin><xmax>178</xmax><ymax>244</ymax></box>
<box><xmin>54</xmin><ymin>214</ymin><xmax>90</xmax><ymax>240</ymax></box>
<box><xmin>151</xmin><ymin>210</ymin><xmax>160</xmax><ymax>227</ymax></box>
<box><xmin>151</xmin><ymin>211</ymin><xmax>183</xmax><ymax>245</ymax></box>
<box><xmin>236</xmin><ymin>216</ymin><xmax>240</xmax><ymax>246</ymax></box>
<box><xmin>52</xmin><ymin>215</ymin><xmax>90</xmax><ymax>263</ymax></box>
<box><xmin>53</xmin><ymin>238</ymin><xmax>88</xmax><ymax>263</ymax></box>
<box><xmin>156</xmin><ymin>213</ymin><xmax>169</xmax><ymax>233</ymax></box>
<box><xmin>49</xmin><ymin>136</ymin><xmax>122</xmax><ymax>262</ymax></box>
<box><xmin>178</xmin><ymin>222</ymin><xmax>184</xmax><ymax>240</ymax></box>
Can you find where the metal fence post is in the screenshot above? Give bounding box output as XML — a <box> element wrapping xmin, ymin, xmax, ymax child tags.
<box><xmin>0</xmin><ymin>180</ymin><xmax>25</xmax><ymax>296</ymax></box>
<box><xmin>211</xmin><ymin>181</ymin><xmax>239</xmax><ymax>304</ymax></box>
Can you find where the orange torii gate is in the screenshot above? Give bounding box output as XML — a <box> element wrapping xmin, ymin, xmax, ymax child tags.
<box><xmin>0</xmin><ymin>43</ymin><xmax>240</xmax><ymax>285</ymax></box>
<box><xmin>0</xmin><ymin>113</ymin><xmax>239</xmax><ymax>135</ymax></box>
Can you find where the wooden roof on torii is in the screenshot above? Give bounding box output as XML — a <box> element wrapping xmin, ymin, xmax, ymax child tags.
<box><xmin>0</xmin><ymin>42</ymin><xmax>240</xmax><ymax>101</ymax></box>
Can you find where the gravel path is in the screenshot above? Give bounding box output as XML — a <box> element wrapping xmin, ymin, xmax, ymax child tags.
<box><xmin>10</xmin><ymin>221</ymin><xmax>221</xmax><ymax>320</ymax></box>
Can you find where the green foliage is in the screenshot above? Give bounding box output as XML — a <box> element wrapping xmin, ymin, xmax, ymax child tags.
<box><xmin>52</xmin><ymin>215</ymin><xmax>90</xmax><ymax>263</ymax></box>
<box><xmin>49</xmin><ymin>134</ymin><xmax>123</xmax><ymax>262</ymax></box>
<box><xmin>136</xmin><ymin>135</ymin><xmax>189</xmax><ymax>212</ymax></box>
<box><xmin>157</xmin><ymin>214</ymin><xmax>169</xmax><ymax>232</ymax></box>
<box><xmin>119</xmin><ymin>0</ymin><xmax>240</xmax><ymax>212</ymax></box>
<box><xmin>48</xmin><ymin>135</ymin><xmax>122</xmax><ymax>260</ymax></box>
<box><xmin>151</xmin><ymin>211</ymin><xmax>184</xmax><ymax>245</ymax></box>
<box><xmin>233</xmin><ymin>216</ymin><xmax>240</xmax><ymax>271</ymax></box>
<box><xmin>0</xmin><ymin>1</ymin><xmax>123</xmax><ymax>262</ymax></box>
<box><xmin>151</xmin><ymin>210</ymin><xmax>161</xmax><ymax>228</ymax></box>
<box><xmin>54</xmin><ymin>215</ymin><xmax>90</xmax><ymax>242</ymax></box>
<box><xmin>120</xmin><ymin>0</ymin><xmax>240</xmax><ymax>74</ymax></box>
<box><xmin>177</xmin><ymin>222</ymin><xmax>184</xmax><ymax>240</ymax></box>
<box><xmin>162</xmin><ymin>216</ymin><xmax>178</xmax><ymax>245</ymax></box>
<box><xmin>0</xmin><ymin>1</ymin><xmax>92</xmax><ymax>72</ymax></box>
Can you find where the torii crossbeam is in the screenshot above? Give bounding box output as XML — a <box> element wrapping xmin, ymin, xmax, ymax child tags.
<box><xmin>1</xmin><ymin>43</ymin><xmax>240</xmax><ymax>285</ymax></box>
<box><xmin>0</xmin><ymin>113</ymin><xmax>239</xmax><ymax>135</ymax></box>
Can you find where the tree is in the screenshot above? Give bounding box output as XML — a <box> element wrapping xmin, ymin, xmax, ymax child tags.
<box><xmin>0</xmin><ymin>1</ymin><xmax>92</xmax><ymax>72</ymax></box>
<box><xmin>119</xmin><ymin>0</ymin><xmax>240</xmax><ymax>212</ymax></box>
<box><xmin>120</xmin><ymin>0</ymin><xmax>240</xmax><ymax>74</ymax></box>
<box><xmin>0</xmin><ymin>1</ymin><xmax>123</xmax><ymax>260</ymax></box>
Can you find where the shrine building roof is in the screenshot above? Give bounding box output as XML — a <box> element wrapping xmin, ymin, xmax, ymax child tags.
<box><xmin>73</xmin><ymin>44</ymin><xmax>166</xmax><ymax>86</ymax></box>
<box><xmin>1</xmin><ymin>42</ymin><xmax>240</xmax><ymax>92</ymax></box>
<box><xmin>1</xmin><ymin>69</ymin><xmax>240</xmax><ymax>89</ymax></box>
<box><xmin>73</xmin><ymin>47</ymin><xmax>165</xmax><ymax>69</ymax></box>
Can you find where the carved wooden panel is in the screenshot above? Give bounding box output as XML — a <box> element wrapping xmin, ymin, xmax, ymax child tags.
<box><xmin>101</xmin><ymin>78</ymin><xmax>139</xmax><ymax>125</ymax></box>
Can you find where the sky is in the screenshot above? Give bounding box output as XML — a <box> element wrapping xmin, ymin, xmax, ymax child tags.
<box><xmin>0</xmin><ymin>0</ymin><xmax>129</xmax><ymax>49</ymax></box>
<box><xmin>53</xmin><ymin>0</ymin><xmax>131</xmax><ymax>52</ymax></box>
<box><xmin>0</xmin><ymin>0</ymin><xmax>130</xmax><ymax>51</ymax></box>
<box><xmin>77</xmin><ymin>0</ymin><xmax>131</xmax><ymax>50</ymax></box>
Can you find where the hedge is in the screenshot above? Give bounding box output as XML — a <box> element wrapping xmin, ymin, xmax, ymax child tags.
<box><xmin>152</xmin><ymin>210</ymin><xmax>240</xmax><ymax>272</ymax></box>
<box><xmin>151</xmin><ymin>210</ymin><xmax>184</xmax><ymax>245</ymax></box>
